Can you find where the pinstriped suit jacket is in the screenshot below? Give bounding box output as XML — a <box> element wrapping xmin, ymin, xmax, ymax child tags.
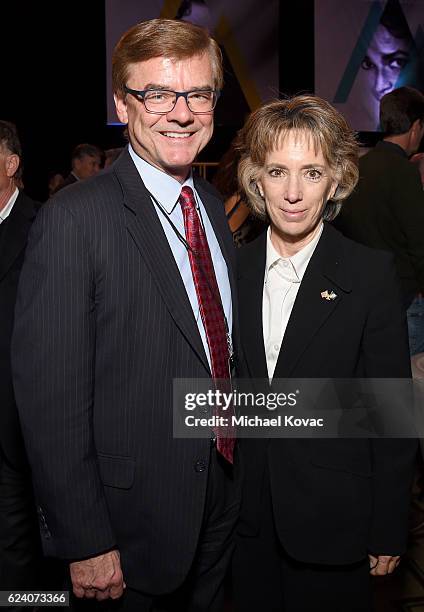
<box><xmin>11</xmin><ymin>149</ymin><xmax>238</xmax><ymax>593</ymax></box>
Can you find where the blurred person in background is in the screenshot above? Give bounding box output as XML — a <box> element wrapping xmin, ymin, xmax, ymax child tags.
<box><xmin>104</xmin><ymin>147</ymin><xmax>123</xmax><ymax>168</ymax></box>
<box><xmin>335</xmin><ymin>86</ymin><xmax>424</xmax><ymax>356</ymax></box>
<box><xmin>54</xmin><ymin>142</ymin><xmax>103</xmax><ymax>193</ymax></box>
<box><xmin>0</xmin><ymin>120</ymin><xmax>56</xmax><ymax>596</ymax></box>
<box><xmin>411</xmin><ymin>151</ymin><xmax>424</xmax><ymax>187</ymax></box>
<box><xmin>213</xmin><ymin>136</ymin><xmax>265</xmax><ymax>247</ymax></box>
<box><xmin>47</xmin><ymin>171</ymin><xmax>64</xmax><ymax>197</ymax></box>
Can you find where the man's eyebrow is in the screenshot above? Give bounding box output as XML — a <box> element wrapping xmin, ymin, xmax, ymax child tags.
<box><xmin>186</xmin><ymin>86</ymin><xmax>215</xmax><ymax>91</ymax></box>
<box><xmin>382</xmin><ymin>50</ymin><xmax>410</xmax><ymax>60</ymax></box>
<box><xmin>142</xmin><ymin>84</ymin><xmax>215</xmax><ymax>91</ymax></box>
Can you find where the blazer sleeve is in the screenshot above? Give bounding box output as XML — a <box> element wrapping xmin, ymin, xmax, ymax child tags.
<box><xmin>362</xmin><ymin>254</ymin><xmax>417</xmax><ymax>555</ymax></box>
<box><xmin>11</xmin><ymin>201</ymin><xmax>116</xmax><ymax>560</ymax></box>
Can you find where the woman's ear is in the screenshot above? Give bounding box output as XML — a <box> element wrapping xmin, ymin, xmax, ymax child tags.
<box><xmin>256</xmin><ymin>180</ymin><xmax>264</xmax><ymax>198</ymax></box>
<box><xmin>329</xmin><ymin>181</ymin><xmax>339</xmax><ymax>200</ymax></box>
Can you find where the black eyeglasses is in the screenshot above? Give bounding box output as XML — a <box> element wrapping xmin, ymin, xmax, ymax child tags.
<box><xmin>123</xmin><ymin>86</ymin><xmax>220</xmax><ymax>114</ymax></box>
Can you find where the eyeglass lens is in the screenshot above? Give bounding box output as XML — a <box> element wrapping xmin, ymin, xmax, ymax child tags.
<box><xmin>143</xmin><ymin>90</ymin><xmax>216</xmax><ymax>113</ymax></box>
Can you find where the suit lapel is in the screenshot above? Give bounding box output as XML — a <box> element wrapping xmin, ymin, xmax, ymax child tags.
<box><xmin>194</xmin><ymin>178</ymin><xmax>238</xmax><ymax>331</ymax></box>
<box><xmin>195</xmin><ymin>179</ymin><xmax>236</xmax><ymax>279</ymax></box>
<box><xmin>238</xmin><ymin>232</ymin><xmax>268</xmax><ymax>380</ymax></box>
<box><xmin>0</xmin><ymin>192</ymin><xmax>37</xmax><ymax>282</ymax></box>
<box><xmin>113</xmin><ymin>152</ymin><xmax>211</xmax><ymax>374</ymax></box>
<box><xmin>274</xmin><ymin>223</ymin><xmax>352</xmax><ymax>377</ymax></box>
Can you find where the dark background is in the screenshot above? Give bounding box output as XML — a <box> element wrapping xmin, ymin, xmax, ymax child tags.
<box><xmin>2</xmin><ymin>0</ymin><xmax>378</xmax><ymax>202</ymax></box>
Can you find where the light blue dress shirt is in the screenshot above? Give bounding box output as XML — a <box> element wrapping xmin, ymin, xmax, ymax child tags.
<box><xmin>129</xmin><ymin>145</ymin><xmax>233</xmax><ymax>369</ymax></box>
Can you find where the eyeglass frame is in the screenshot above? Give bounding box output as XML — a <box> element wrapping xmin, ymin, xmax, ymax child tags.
<box><xmin>123</xmin><ymin>86</ymin><xmax>221</xmax><ymax>115</ymax></box>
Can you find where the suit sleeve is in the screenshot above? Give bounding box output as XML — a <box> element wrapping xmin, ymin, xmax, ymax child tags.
<box><xmin>362</xmin><ymin>254</ymin><xmax>417</xmax><ymax>555</ymax></box>
<box><xmin>11</xmin><ymin>201</ymin><xmax>116</xmax><ymax>559</ymax></box>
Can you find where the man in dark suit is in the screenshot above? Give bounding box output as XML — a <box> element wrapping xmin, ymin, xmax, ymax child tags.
<box><xmin>0</xmin><ymin>121</ymin><xmax>43</xmax><ymax>589</ymax></box>
<box><xmin>12</xmin><ymin>19</ymin><xmax>239</xmax><ymax>611</ymax></box>
<box><xmin>334</xmin><ymin>87</ymin><xmax>424</xmax><ymax>355</ymax></box>
<box><xmin>232</xmin><ymin>96</ymin><xmax>416</xmax><ymax>612</ymax></box>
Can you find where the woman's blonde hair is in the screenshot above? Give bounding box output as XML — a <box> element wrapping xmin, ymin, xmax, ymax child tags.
<box><xmin>237</xmin><ymin>96</ymin><xmax>359</xmax><ymax>221</ymax></box>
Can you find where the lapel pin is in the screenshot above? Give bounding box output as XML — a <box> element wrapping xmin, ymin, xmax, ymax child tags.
<box><xmin>321</xmin><ymin>290</ymin><xmax>337</xmax><ymax>301</ymax></box>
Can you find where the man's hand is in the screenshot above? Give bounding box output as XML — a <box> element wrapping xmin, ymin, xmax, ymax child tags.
<box><xmin>368</xmin><ymin>554</ymin><xmax>400</xmax><ymax>576</ymax></box>
<box><xmin>70</xmin><ymin>550</ymin><xmax>126</xmax><ymax>600</ymax></box>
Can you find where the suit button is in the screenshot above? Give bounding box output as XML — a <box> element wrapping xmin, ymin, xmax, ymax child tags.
<box><xmin>194</xmin><ymin>459</ymin><xmax>207</xmax><ymax>473</ymax></box>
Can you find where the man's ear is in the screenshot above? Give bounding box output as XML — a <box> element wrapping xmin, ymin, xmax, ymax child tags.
<box><xmin>411</xmin><ymin>118</ymin><xmax>421</xmax><ymax>134</ymax></box>
<box><xmin>73</xmin><ymin>157</ymin><xmax>82</xmax><ymax>173</ymax></box>
<box><xmin>5</xmin><ymin>154</ymin><xmax>19</xmax><ymax>178</ymax></box>
<box><xmin>114</xmin><ymin>94</ymin><xmax>129</xmax><ymax>125</ymax></box>
<box><xmin>410</xmin><ymin>118</ymin><xmax>424</xmax><ymax>143</ymax></box>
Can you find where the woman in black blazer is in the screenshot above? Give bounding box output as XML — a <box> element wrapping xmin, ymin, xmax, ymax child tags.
<box><xmin>232</xmin><ymin>95</ymin><xmax>417</xmax><ymax>612</ymax></box>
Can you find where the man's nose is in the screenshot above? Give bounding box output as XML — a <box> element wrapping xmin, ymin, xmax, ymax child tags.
<box><xmin>376</xmin><ymin>67</ymin><xmax>393</xmax><ymax>97</ymax></box>
<box><xmin>166</xmin><ymin>95</ymin><xmax>194</xmax><ymax>123</ymax></box>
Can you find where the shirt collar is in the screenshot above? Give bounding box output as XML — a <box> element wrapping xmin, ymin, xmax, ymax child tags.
<box><xmin>129</xmin><ymin>144</ymin><xmax>194</xmax><ymax>213</ymax></box>
<box><xmin>265</xmin><ymin>222</ymin><xmax>323</xmax><ymax>283</ymax></box>
<box><xmin>0</xmin><ymin>187</ymin><xmax>19</xmax><ymax>224</ymax></box>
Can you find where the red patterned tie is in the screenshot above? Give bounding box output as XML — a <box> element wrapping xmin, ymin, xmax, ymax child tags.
<box><xmin>180</xmin><ymin>186</ymin><xmax>235</xmax><ymax>463</ymax></box>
